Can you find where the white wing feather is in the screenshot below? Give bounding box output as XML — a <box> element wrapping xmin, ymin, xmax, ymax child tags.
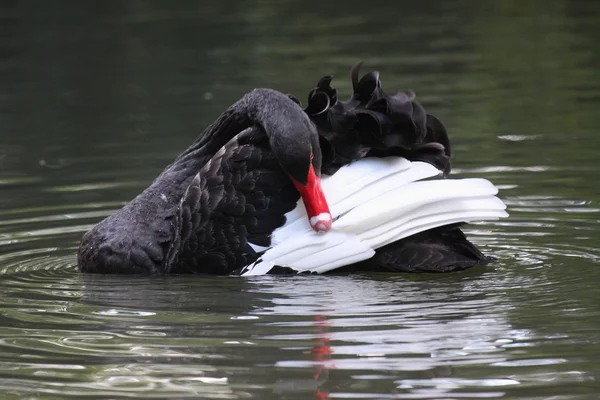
<box><xmin>241</xmin><ymin>157</ymin><xmax>508</xmax><ymax>276</ymax></box>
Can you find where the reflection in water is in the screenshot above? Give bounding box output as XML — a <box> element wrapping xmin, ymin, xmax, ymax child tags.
<box><xmin>253</xmin><ymin>276</ymin><xmax>516</xmax><ymax>371</ymax></box>
<box><xmin>0</xmin><ymin>0</ymin><xmax>599</xmax><ymax>398</ymax></box>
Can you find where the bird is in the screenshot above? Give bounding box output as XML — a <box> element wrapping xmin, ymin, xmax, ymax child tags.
<box><xmin>77</xmin><ymin>63</ymin><xmax>508</xmax><ymax>275</ymax></box>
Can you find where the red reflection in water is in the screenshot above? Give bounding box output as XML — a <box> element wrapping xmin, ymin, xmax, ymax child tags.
<box><xmin>312</xmin><ymin>314</ymin><xmax>335</xmax><ymax>399</ymax></box>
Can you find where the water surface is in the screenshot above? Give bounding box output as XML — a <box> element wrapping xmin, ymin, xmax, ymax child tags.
<box><xmin>1</xmin><ymin>1</ymin><xmax>599</xmax><ymax>398</ymax></box>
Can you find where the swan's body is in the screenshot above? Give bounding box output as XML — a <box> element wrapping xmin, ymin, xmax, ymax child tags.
<box><xmin>77</xmin><ymin>64</ymin><xmax>509</xmax><ymax>275</ymax></box>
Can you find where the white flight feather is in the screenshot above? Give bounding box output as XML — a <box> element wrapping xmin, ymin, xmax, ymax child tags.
<box><xmin>272</xmin><ymin>158</ymin><xmax>440</xmax><ymax>244</ymax></box>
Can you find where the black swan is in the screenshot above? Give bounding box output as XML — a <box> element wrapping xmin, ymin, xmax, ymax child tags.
<box><xmin>77</xmin><ymin>64</ymin><xmax>507</xmax><ymax>275</ymax></box>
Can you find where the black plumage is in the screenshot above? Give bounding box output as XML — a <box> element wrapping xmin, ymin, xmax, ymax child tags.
<box><xmin>305</xmin><ymin>63</ymin><xmax>451</xmax><ymax>176</ymax></box>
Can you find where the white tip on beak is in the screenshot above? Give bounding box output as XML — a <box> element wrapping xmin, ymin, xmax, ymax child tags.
<box><xmin>309</xmin><ymin>213</ymin><xmax>333</xmax><ymax>233</ymax></box>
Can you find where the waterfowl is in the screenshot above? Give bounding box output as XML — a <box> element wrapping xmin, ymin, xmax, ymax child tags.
<box><xmin>77</xmin><ymin>64</ymin><xmax>508</xmax><ymax>275</ymax></box>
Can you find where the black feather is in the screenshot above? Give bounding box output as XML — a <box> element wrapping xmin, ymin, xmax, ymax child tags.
<box><xmin>305</xmin><ymin>62</ymin><xmax>452</xmax><ymax>176</ymax></box>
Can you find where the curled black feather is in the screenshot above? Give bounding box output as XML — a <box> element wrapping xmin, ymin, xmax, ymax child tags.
<box><xmin>303</xmin><ymin>63</ymin><xmax>452</xmax><ymax>176</ymax></box>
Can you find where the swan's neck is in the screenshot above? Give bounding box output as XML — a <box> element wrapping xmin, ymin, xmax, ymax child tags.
<box><xmin>164</xmin><ymin>88</ymin><xmax>308</xmax><ymax>177</ymax></box>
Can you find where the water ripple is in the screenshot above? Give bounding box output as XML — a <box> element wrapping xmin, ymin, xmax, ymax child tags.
<box><xmin>0</xmin><ymin>183</ymin><xmax>597</xmax><ymax>399</ymax></box>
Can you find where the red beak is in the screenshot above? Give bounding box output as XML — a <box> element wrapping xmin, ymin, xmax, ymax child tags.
<box><xmin>291</xmin><ymin>164</ymin><xmax>332</xmax><ymax>233</ymax></box>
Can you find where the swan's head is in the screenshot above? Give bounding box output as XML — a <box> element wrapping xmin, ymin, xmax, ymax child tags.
<box><xmin>267</xmin><ymin>104</ymin><xmax>332</xmax><ymax>233</ymax></box>
<box><xmin>284</xmin><ymin>151</ymin><xmax>332</xmax><ymax>233</ymax></box>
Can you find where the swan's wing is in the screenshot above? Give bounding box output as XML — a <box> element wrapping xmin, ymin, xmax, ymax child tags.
<box><xmin>168</xmin><ymin>128</ymin><xmax>300</xmax><ymax>274</ymax></box>
<box><xmin>272</xmin><ymin>159</ymin><xmax>441</xmax><ymax>244</ymax></box>
<box><xmin>239</xmin><ymin>159</ymin><xmax>508</xmax><ymax>276</ymax></box>
<box><xmin>238</xmin><ymin>231</ymin><xmax>376</xmax><ymax>276</ymax></box>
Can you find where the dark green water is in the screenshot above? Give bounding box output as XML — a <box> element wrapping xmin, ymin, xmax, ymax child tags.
<box><xmin>1</xmin><ymin>1</ymin><xmax>599</xmax><ymax>398</ymax></box>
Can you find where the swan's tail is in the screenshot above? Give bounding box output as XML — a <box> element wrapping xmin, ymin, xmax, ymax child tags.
<box><xmin>240</xmin><ymin>158</ymin><xmax>508</xmax><ymax>276</ymax></box>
